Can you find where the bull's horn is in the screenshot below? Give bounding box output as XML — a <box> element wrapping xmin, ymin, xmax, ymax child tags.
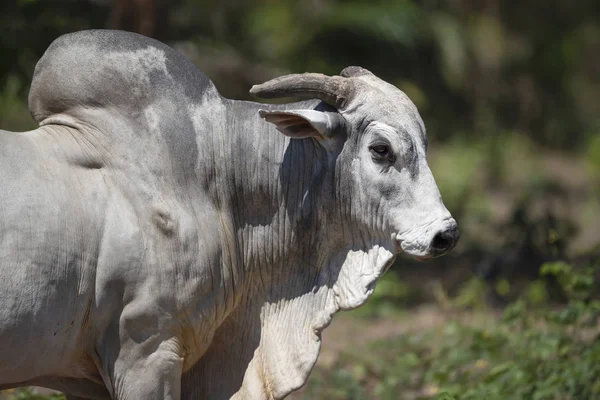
<box><xmin>340</xmin><ymin>66</ymin><xmax>373</xmax><ymax>77</ymax></box>
<box><xmin>250</xmin><ymin>73</ymin><xmax>354</xmax><ymax>109</ymax></box>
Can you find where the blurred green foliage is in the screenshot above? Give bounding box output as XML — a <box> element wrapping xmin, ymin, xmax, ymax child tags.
<box><xmin>1</xmin><ymin>0</ymin><xmax>599</xmax><ymax>150</ymax></box>
<box><xmin>0</xmin><ymin>75</ymin><xmax>35</xmax><ymax>131</ymax></box>
<box><xmin>0</xmin><ymin>389</ymin><xmax>64</xmax><ymax>400</ymax></box>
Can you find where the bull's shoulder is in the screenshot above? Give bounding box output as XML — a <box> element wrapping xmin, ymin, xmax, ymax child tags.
<box><xmin>28</xmin><ymin>29</ymin><xmax>221</xmax><ymax>124</ymax></box>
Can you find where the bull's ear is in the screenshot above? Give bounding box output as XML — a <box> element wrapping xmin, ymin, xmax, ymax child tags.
<box><xmin>258</xmin><ymin>109</ymin><xmax>343</xmax><ymax>139</ymax></box>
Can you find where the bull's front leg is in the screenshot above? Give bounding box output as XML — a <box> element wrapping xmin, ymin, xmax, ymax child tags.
<box><xmin>99</xmin><ymin>305</ymin><xmax>185</xmax><ymax>400</ymax></box>
<box><xmin>104</xmin><ymin>337</ymin><xmax>184</xmax><ymax>400</ymax></box>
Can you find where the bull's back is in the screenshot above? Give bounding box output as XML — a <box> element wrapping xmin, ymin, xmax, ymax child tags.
<box><xmin>0</xmin><ymin>128</ymin><xmax>106</xmax><ymax>383</ymax></box>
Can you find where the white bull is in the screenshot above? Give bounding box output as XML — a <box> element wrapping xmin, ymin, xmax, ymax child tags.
<box><xmin>0</xmin><ymin>29</ymin><xmax>458</xmax><ymax>399</ymax></box>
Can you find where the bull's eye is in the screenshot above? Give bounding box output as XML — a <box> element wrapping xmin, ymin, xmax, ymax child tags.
<box><xmin>371</xmin><ymin>145</ymin><xmax>389</xmax><ymax>155</ymax></box>
<box><xmin>369</xmin><ymin>143</ymin><xmax>394</xmax><ymax>162</ymax></box>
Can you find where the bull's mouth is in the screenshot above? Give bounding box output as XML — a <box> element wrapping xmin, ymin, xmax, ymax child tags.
<box><xmin>394</xmin><ymin>240</ymin><xmax>426</xmax><ymax>262</ymax></box>
<box><xmin>393</xmin><ymin>219</ymin><xmax>459</xmax><ymax>260</ymax></box>
<box><xmin>395</xmin><ymin>237</ymin><xmax>429</xmax><ymax>257</ymax></box>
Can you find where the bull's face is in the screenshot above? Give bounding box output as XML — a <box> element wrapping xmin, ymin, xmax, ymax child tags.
<box><xmin>252</xmin><ymin>66</ymin><xmax>458</xmax><ymax>261</ymax></box>
<box><xmin>340</xmin><ymin>72</ymin><xmax>458</xmax><ymax>259</ymax></box>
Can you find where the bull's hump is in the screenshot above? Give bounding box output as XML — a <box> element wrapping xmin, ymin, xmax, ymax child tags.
<box><xmin>28</xmin><ymin>30</ymin><xmax>219</xmax><ymax>123</ymax></box>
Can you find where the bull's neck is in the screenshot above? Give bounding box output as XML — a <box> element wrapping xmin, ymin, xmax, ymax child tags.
<box><xmin>216</xmin><ymin>98</ymin><xmax>330</xmax><ymax>277</ymax></box>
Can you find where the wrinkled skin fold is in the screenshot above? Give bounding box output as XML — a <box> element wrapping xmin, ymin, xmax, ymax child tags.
<box><xmin>0</xmin><ymin>30</ymin><xmax>457</xmax><ymax>399</ymax></box>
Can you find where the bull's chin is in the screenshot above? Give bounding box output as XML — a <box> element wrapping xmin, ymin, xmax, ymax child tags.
<box><xmin>395</xmin><ymin>246</ymin><xmax>440</xmax><ymax>262</ymax></box>
<box><xmin>398</xmin><ymin>238</ymin><xmax>435</xmax><ymax>259</ymax></box>
<box><xmin>399</xmin><ymin>248</ymin><xmax>437</xmax><ymax>261</ymax></box>
<box><xmin>395</xmin><ymin>248</ymin><xmax>433</xmax><ymax>262</ymax></box>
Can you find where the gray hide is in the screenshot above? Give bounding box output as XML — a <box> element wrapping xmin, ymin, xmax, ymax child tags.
<box><xmin>0</xmin><ymin>30</ymin><xmax>458</xmax><ymax>400</ymax></box>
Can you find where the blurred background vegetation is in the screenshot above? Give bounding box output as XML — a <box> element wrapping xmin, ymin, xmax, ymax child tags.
<box><xmin>1</xmin><ymin>0</ymin><xmax>599</xmax><ymax>399</ymax></box>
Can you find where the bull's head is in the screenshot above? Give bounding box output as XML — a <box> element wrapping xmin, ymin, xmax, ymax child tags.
<box><xmin>251</xmin><ymin>66</ymin><xmax>458</xmax><ymax>267</ymax></box>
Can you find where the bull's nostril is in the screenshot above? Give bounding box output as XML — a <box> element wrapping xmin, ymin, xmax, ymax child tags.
<box><xmin>431</xmin><ymin>232</ymin><xmax>452</xmax><ymax>251</ymax></box>
<box><xmin>428</xmin><ymin>224</ymin><xmax>459</xmax><ymax>256</ymax></box>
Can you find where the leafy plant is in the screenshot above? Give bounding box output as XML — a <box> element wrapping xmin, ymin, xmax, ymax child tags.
<box><xmin>0</xmin><ymin>389</ymin><xmax>64</xmax><ymax>400</ymax></box>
